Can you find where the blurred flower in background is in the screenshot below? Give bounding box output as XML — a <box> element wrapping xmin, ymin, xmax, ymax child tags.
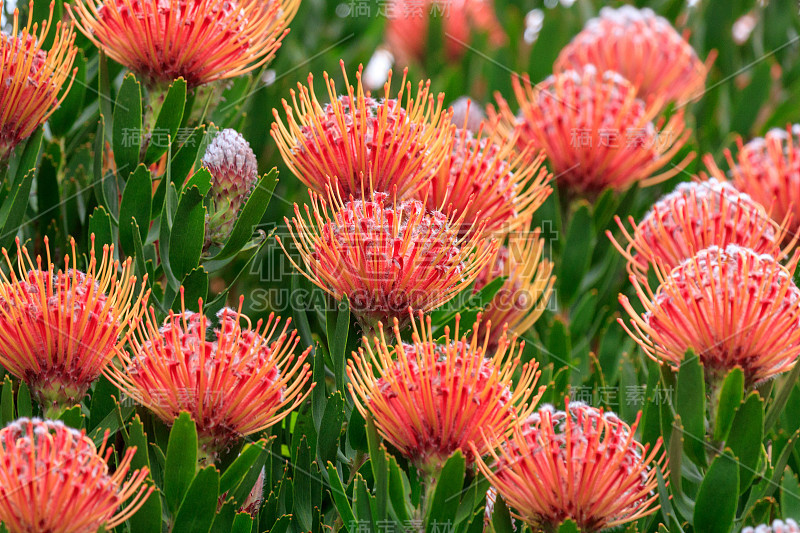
<box><xmin>555</xmin><ymin>6</ymin><xmax>713</xmax><ymax>107</ymax></box>
<box><xmin>384</xmin><ymin>0</ymin><xmax>506</xmax><ymax>66</ymax></box>
<box><xmin>0</xmin><ymin>418</ymin><xmax>153</xmax><ymax>533</ymax></box>
<box><xmin>492</xmin><ymin>65</ymin><xmax>692</xmax><ymax>195</ymax></box>
<box><xmin>474</xmin><ymin>401</ymin><xmax>666</xmax><ymax>531</ymax></box>
<box><xmin>0</xmin><ymin>0</ymin><xmax>77</xmax><ymax>162</ymax></box>
<box><xmin>743</xmin><ymin>520</ymin><xmax>800</xmax><ymax>533</ymax></box>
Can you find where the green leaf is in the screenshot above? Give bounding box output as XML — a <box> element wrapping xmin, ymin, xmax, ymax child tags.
<box><xmin>782</xmin><ymin>468</ymin><xmax>800</xmax><ymax>520</ymax></box>
<box><xmin>387</xmin><ymin>454</ymin><xmax>411</xmax><ymax>524</ymax></box>
<box><xmin>220</xmin><ymin>439</ymin><xmax>268</xmax><ymax>498</ymax></box>
<box><xmin>168</xmin><ymin>170</ymin><xmax>211</xmax><ymax>283</ymax></box>
<box><xmin>173</xmin><ymin>267</ymin><xmax>209</xmax><ymax>312</ymax></box>
<box><xmin>326</xmin><ymin>462</ymin><xmax>356</xmax><ymax>530</ymax></box>
<box><xmin>317</xmin><ymin>391</ymin><xmax>344</xmax><ymax>465</ymax></box>
<box><xmin>676</xmin><ymin>350</ymin><xmax>706</xmax><ymax>466</ymax></box>
<box><xmin>727</xmin><ymin>392</ymin><xmax>764</xmax><ymax>492</ymax></box>
<box><xmin>0</xmin><ymin>169</ymin><xmax>35</xmax><ymax>250</ymax></box>
<box><xmin>348</xmin><ymin>407</ymin><xmax>368</xmax><ymax>453</ymax></box>
<box><xmin>731</xmin><ymin>61</ymin><xmax>772</xmax><ymax>136</ymax></box>
<box><xmin>88</xmin><ymin>206</ymin><xmax>114</xmax><ymax>251</ymax></box>
<box><xmin>16</xmin><ymin>383</ymin><xmax>31</xmax><ymax>418</ymax></box>
<box><xmin>88</xmin><ymin>375</ymin><xmax>119</xmax><ymax>431</ymax></box>
<box><xmin>1</xmin><ymin>376</ymin><xmax>14</xmax><ymax>425</ymax></box>
<box><xmin>229</xmin><ymin>442</ymin><xmax>268</xmax><ymax>506</ymax></box>
<box><xmin>11</xmin><ymin>128</ymin><xmax>43</xmax><ymax>187</ymax></box>
<box><xmin>118</xmin><ymin>164</ymin><xmax>152</xmax><ymax>257</ymax></box>
<box><xmin>558</xmin><ymin>202</ymin><xmax>593</xmax><ymax>305</ymax></box>
<box><xmin>766</xmin><ymin>360</ymin><xmax>800</xmax><ymax>431</ymax></box>
<box><xmin>113</xmin><ymin>74</ymin><xmax>143</xmax><ymax>177</ymax></box>
<box><xmin>50</xmin><ymin>50</ymin><xmax>87</xmax><ymax>137</ymax></box>
<box><xmin>557</xmin><ymin>519</ymin><xmax>580</xmax><ymax>533</ymax></box>
<box><xmin>694</xmin><ymin>450</ymin><xmax>739</xmax><ymax>533</ymax></box>
<box><xmin>207</xmin><ymin>169</ymin><xmax>277</xmax><ymax>263</ymax></box>
<box><xmin>326</xmin><ymin>297</ymin><xmax>350</xmax><ymax>393</ymax></box>
<box><xmin>169</xmin><ymin>125</ymin><xmax>207</xmax><ymax>190</ymax></box>
<box><xmin>425</xmin><ymin>451</ymin><xmax>466</xmax><ymax>530</ymax></box>
<box><xmin>125</xmin><ymin>415</ymin><xmax>162</xmax><ymax>533</ymax></box>
<box><xmin>714</xmin><ymin>367</ymin><xmax>744</xmax><ymax>442</ymax></box>
<box><xmin>366</xmin><ymin>416</ymin><xmax>388</xmax><ymax>523</ymax></box>
<box><xmin>145</xmin><ymin>78</ymin><xmax>187</xmax><ymax>164</ymax></box>
<box><xmin>164</xmin><ymin>412</ymin><xmax>198</xmax><ymax>514</ymax></box>
<box><xmin>491</xmin><ymin>494</ymin><xmax>515</xmax><ymax>533</ymax></box>
<box><xmin>172</xmin><ymin>466</ymin><xmax>219</xmax><ymax>533</ymax></box>
<box><xmin>231</xmin><ymin>513</ymin><xmax>253</xmax><ymax>533</ymax></box>
<box><xmin>58</xmin><ymin>405</ymin><xmax>84</xmax><ymax>429</ymax></box>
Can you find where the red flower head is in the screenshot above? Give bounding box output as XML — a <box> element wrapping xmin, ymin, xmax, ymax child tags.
<box><xmin>384</xmin><ymin>0</ymin><xmax>506</xmax><ymax>65</ymax></box>
<box><xmin>608</xmin><ymin>175</ymin><xmax>795</xmax><ymax>280</ymax></box>
<box><xmin>555</xmin><ymin>6</ymin><xmax>713</xmax><ymax>107</ymax></box>
<box><xmin>271</xmin><ymin>61</ymin><xmax>453</xmax><ymax>201</ymax></box>
<box><xmin>620</xmin><ymin>244</ymin><xmax>800</xmax><ymax>386</ymax></box>
<box><xmin>472</xmin><ymin>226</ymin><xmax>554</xmax><ymax>349</ymax></box>
<box><xmin>0</xmin><ymin>418</ymin><xmax>153</xmax><ymax>533</ymax></box>
<box><xmin>278</xmin><ymin>187</ymin><xmax>498</xmax><ymax>333</ymax></box>
<box><xmin>107</xmin><ymin>294</ymin><xmax>313</xmax><ymax>459</ymax></box>
<box><xmin>0</xmin><ymin>0</ymin><xmax>77</xmax><ymax>161</ymax></box>
<box><xmin>0</xmin><ymin>237</ymin><xmax>147</xmax><ymax>417</ymax></box>
<box><xmin>473</xmin><ymin>400</ymin><xmax>666</xmax><ymax>532</ymax></box>
<box><xmin>421</xmin><ymin>105</ymin><xmax>552</xmax><ymax>239</ymax></box>
<box><xmin>728</xmin><ymin>125</ymin><xmax>800</xmax><ymax>235</ymax></box>
<box><xmin>68</xmin><ymin>0</ymin><xmax>298</xmax><ymax>88</ymax></box>
<box><xmin>491</xmin><ymin>66</ymin><xmax>693</xmax><ymax>195</ymax></box>
<box><xmin>347</xmin><ymin>311</ymin><xmax>543</xmax><ymax>474</ymax></box>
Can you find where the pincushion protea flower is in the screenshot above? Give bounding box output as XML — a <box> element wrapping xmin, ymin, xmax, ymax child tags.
<box><xmin>554</xmin><ymin>6</ymin><xmax>713</xmax><ymax>107</ymax></box>
<box><xmin>608</xmin><ymin>176</ymin><xmax>795</xmax><ymax>280</ymax></box>
<box><xmin>473</xmin><ymin>226</ymin><xmax>554</xmax><ymax>349</ymax></box>
<box><xmin>384</xmin><ymin>0</ymin><xmax>506</xmax><ymax>65</ymax></box>
<box><xmin>421</xmin><ymin>109</ymin><xmax>552</xmax><ymax>239</ymax></box>
<box><xmin>743</xmin><ymin>519</ymin><xmax>800</xmax><ymax>533</ymax></box>
<box><xmin>0</xmin><ymin>0</ymin><xmax>77</xmax><ymax>162</ymax></box>
<box><xmin>202</xmin><ymin>128</ymin><xmax>259</xmax><ymax>250</ymax></box>
<box><xmin>271</xmin><ymin>61</ymin><xmax>453</xmax><ymax>201</ymax></box>
<box><xmin>0</xmin><ymin>418</ymin><xmax>153</xmax><ymax>533</ymax></box>
<box><xmin>0</xmin><ymin>236</ymin><xmax>146</xmax><ymax>417</ymax></box>
<box><xmin>619</xmin><ymin>244</ymin><xmax>800</xmax><ymax>386</ymax></box>
<box><xmin>278</xmin><ymin>187</ymin><xmax>497</xmax><ymax>334</ymax></box>
<box><xmin>728</xmin><ymin>125</ymin><xmax>800</xmax><ymax>234</ymax></box>
<box><xmin>348</xmin><ymin>311</ymin><xmax>543</xmax><ymax>475</ymax></box>
<box><xmin>491</xmin><ymin>66</ymin><xmax>692</xmax><ymax>195</ymax></box>
<box><xmin>473</xmin><ymin>401</ymin><xmax>666</xmax><ymax>532</ymax></box>
<box><xmin>107</xmin><ymin>294</ymin><xmax>313</xmax><ymax>459</ymax></box>
<box><xmin>68</xmin><ymin>0</ymin><xmax>298</xmax><ymax>88</ymax></box>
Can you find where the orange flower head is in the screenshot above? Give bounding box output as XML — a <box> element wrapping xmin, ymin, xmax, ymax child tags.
<box><xmin>278</xmin><ymin>186</ymin><xmax>498</xmax><ymax>332</ymax></box>
<box><xmin>619</xmin><ymin>244</ymin><xmax>800</xmax><ymax>386</ymax></box>
<box><xmin>473</xmin><ymin>400</ymin><xmax>666</xmax><ymax>531</ymax></box>
<box><xmin>107</xmin><ymin>294</ymin><xmax>313</xmax><ymax>457</ymax></box>
<box><xmin>555</xmin><ymin>6</ymin><xmax>712</xmax><ymax>106</ymax></box>
<box><xmin>728</xmin><ymin>125</ymin><xmax>800</xmax><ymax>235</ymax></box>
<box><xmin>384</xmin><ymin>0</ymin><xmax>506</xmax><ymax>65</ymax></box>
<box><xmin>472</xmin><ymin>227</ymin><xmax>554</xmax><ymax>349</ymax></box>
<box><xmin>608</xmin><ymin>176</ymin><xmax>794</xmax><ymax>280</ymax></box>
<box><xmin>271</xmin><ymin>61</ymin><xmax>453</xmax><ymax>201</ymax></box>
<box><xmin>491</xmin><ymin>66</ymin><xmax>693</xmax><ymax>194</ymax></box>
<box><xmin>347</xmin><ymin>311</ymin><xmax>543</xmax><ymax>474</ymax></box>
<box><xmin>0</xmin><ymin>237</ymin><xmax>146</xmax><ymax>417</ymax></box>
<box><xmin>69</xmin><ymin>0</ymin><xmax>298</xmax><ymax>88</ymax></box>
<box><xmin>422</xmin><ymin>105</ymin><xmax>552</xmax><ymax>239</ymax></box>
<box><xmin>0</xmin><ymin>0</ymin><xmax>77</xmax><ymax>161</ymax></box>
<box><xmin>0</xmin><ymin>418</ymin><xmax>153</xmax><ymax>533</ymax></box>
